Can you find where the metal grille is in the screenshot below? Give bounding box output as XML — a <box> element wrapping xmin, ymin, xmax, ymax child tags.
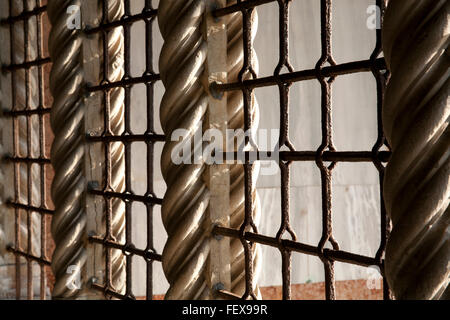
<box><xmin>0</xmin><ymin>0</ymin><xmax>53</xmax><ymax>300</ymax></box>
<box><xmin>211</xmin><ymin>0</ymin><xmax>392</xmax><ymax>300</ymax></box>
<box><xmin>85</xmin><ymin>0</ymin><xmax>164</xmax><ymax>300</ymax></box>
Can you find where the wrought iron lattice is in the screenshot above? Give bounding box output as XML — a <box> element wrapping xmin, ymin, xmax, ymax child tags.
<box><xmin>84</xmin><ymin>0</ymin><xmax>164</xmax><ymax>300</ymax></box>
<box><xmin>0</xmin><ymin>0</ymin><xmax>53</xmax><ymax>300</ymax></box>
<box><xmin>210</xmin><ymin>0</ymin><xmax>392</xmax><ymax>300</ymax></box>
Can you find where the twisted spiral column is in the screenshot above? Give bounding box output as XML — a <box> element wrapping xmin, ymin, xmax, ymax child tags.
<box><xmin>48</xmin><ymin>0</ymin><xmax>86</xmax><ymax>299</ymax></box>
<box><xmin>383</xmin><ymin>0</ymin><xmax>449</xmax><ymax>299</ymax></box>
<box><xmin>158</xmin><ymin>0</ymin><xmax>261</xmax><ymax>299</ymax></box>
<box><xmin>225</xmin><ymin>1</ymin><xmax>261</xmax><ymax>297</ymax></box>
<box><xmin>102</xmin><ymin>0</ymin><xmax>126</xmax><ymax>295</ymax></box>
<box><xmin>158</xmin><ymin>0</ymin><xmax>211</xmax><ymax>300</ymax></box>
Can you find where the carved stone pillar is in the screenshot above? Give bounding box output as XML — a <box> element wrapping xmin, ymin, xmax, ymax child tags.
<box><xmin>382</xmin><ymin>0</ymin><xmax>449</xmax><ymax>300</ymax></box>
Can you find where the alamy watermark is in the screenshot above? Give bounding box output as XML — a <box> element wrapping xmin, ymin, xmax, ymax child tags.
<box><xmin>66</xmin><ymin>5</ymin><xmax>81</xmax><ymax>30</ymax></box>
<box><xmin>367</xmin><ymin>5</ymin><xmax>381</xmax><ymax>30</ymax></box>
<box><xmin>170</xmin><ymin>127</ymin><xmax>280</xmax><ymax>176</ymax></box>
<box><xmin>65</xmin><ymin>4</ymin><xmax>380</xmax><ymax>31</ymax></box>
<box><xmin>66</xmin><ymin>265</ymin><xmax>81</xmax><ymax>290</ymax></box>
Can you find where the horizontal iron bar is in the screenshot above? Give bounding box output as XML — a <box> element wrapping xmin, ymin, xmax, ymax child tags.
<box><xmin>86</xmin><ymin>74</ymin><xmax>160</xmax><ymax>92</ymax></box>
<box><xmin>214</xmin><ymin>0</ymin><xmax>277</xmax><ymax>17</ymax></box>
<box><xmin>89</xmin><ymin>189</ymin><xmax>163</xmax><ymax>205</ymax></box>
<box><xmin>89</xmin><ymin>236</ymin><xmax>162</xmax><ymax>262</ymax></box>
<box><xmin>87</xmin><ymin>134</ymin><xmax>165</xmax><ymax>143</ymax></box>
<box><xmin>211</xmin><ymin>58</ymin><xmax>387</xmax><ymax>92</ymax></box>
<box><xmin>2</xmin><ymin>57</ymin><xmax>51</xmax><ymax>72</ymax></box>
<box><xmin>281</xmin><ymin>150</ymin><xmax>391</xmax><ymax>162</ymax></box>
<box><xmin>84</xmin><ymin>9</ymin><xmax>158</xmax><ymax>34</ymax></box>
<box><xmin>0</xmin><ymin>5</ymin><xmax>47</xmax><ymax>25</ymax></box>
<box><xmin>90</xmin><ymin>283</ymin><xmax>135</xmax><ymax>300</ymax></box>
<box><xmin>2</xmin><ymin>108</ymin><xmax>50</xmax><ymax>117</ymax></box>
<box><xmin>217</xmin><ymin>150</ymin><xmax>391</xmax><ymax>163</ymax></box>
<box><xmin>8</xmin><ymin>201</ymin><xmax>54</xmax><ymax>215</ymax></box>
<box><xmin>213</xmin><ymin>226</ymin><xmax>381</xmax><ymax>268</ymax></box>
<box><xmin>5</xmin><ymin>156</ymin><xmax>51</xmax><ymax>164</ymax></box>
<box><xmin>7</xmin><ymin>247</ymin><xmax>51</xmax><ymax>266</ymax></box>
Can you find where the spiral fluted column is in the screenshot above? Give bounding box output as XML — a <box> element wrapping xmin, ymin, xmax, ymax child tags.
<box><xmin>102</xmin><ymin>0</ymin><xmax>126</xmax><ymax>296</ymax></box>
<box><xmin>158</xmin><ymin>0</ymin><xmax>261</xmax><ymax>299</ymax></box>
<box><xmin>48</xmin><ymin>0</ymin><xmax>86</xmax><ymax>299</ymax></box>
<box><xmin>225</xmin><ymin>1</ymin><xmax>261</xmax><ymax>297</ymax></box>
<box><xmin>382</xmin><ymin>0</ymin><xmax>449</xmax><ymax>300</ymax></box>
<box><xmin>158</xmin><ymin>0</ymin><xmax>210</xmax><ymax>300</ymax></box>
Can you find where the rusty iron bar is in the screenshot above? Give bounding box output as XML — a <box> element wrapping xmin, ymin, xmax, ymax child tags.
<box><xmin>213</xmin><ymin>226</ymin><xmax>382</xmax><ymax>268</ymax></box>
<box><xmin>85</xmin><ymin>73</ymin><xmax>160</xmax><ymax>92</ymax></box>
<box><xmin>89</xmin><ymin>189</ymin><xmax>163</xmax><ymax>205</ymax></box>
<box><xmin>2</xmin><ymin>108</ymin><xmax>51</xmax><ymax>117</ymax></box>
<box><xmin>211</xmin><ymin>58</ymin><xmax>387</xmax><ymax>92</ymax></box>
<box><xmin>274</xmin><ymin>0</ymin><xmax>296</xmax><ymax>301</ymax></box>
<box><xmin>214</xmin><ymin>0</ymin><xmax>278</xmax><ymax>17</ymax></box>
<box><xmin>371</xmin><ymin>0</ymin><xmax>392</xmax><ymax>300</ymax></box>
<box><xmin>86</xmin><ymin>133</ymin><xmax>165</xmax><ymax>143</ymax></box>
<box><xmin>238</xmin><ymin>2</ymin><xmax>261</xmax><ymax>301</ymax></box>
<box><xmin>89</xmin><ymin>236</ymin><xmax>162</xmax><ymax>262</ymax></box>
<box><xmin>212</xmin><ymin>150</ymin><xmax>390</xmax><ymax>165</ymax></box>
<box><xmin>314</xmin><ymin>0</ymin><xmax>340</xmax><ymax>300</ymax></box>
<box><xmin>5</xmin><ymin>156</ymin><xmax>51</xmax><ymax>164</ymax></box>
<box><xmin>7</xmin><ymin>246</ymin><xmax>51</xmax><ymax>266</ymax></box>
<box><xmin>90</xmin><ymin>283</ymin><xmax>136</xmax><ymax>300</ymax></box>
<box><xmin>7</xmin><ymin>201</ymin><xmax>54</xmax><ymax>216</ymax></box>
<box><xmin>2</xmin><ymin>57</ymin><xmax>51</xmax><ymax>72</ymax></box>
<box><xmin>84</xmin><ymin>8</ymin><xmax>158</xmax><ymax>35</ymax></box>
<box><xmin>0</xmin><ymin>4</ymin><xmax>46</xmax><ymax>25</ymax></box>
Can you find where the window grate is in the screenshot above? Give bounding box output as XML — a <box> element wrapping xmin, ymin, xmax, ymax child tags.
<box><xmin>0</xmin><ymin>0</ymin><xmax>53</xmax><ymax>300</ymax></box>
<box><xmin>211</xmin><ymin>0</ymin><xmax>392</xmax><ymax>300</ymax></box>
<box><xmin>84</xmin><ymin>0</ymin><xmax>164</xmax><ymax>300</ymax></box>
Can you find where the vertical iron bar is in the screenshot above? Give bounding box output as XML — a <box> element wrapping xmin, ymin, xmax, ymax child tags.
<box><xmin>315</xmin><ymin>0</ymin><xmax>339</xmax><ymax>300</ymax></box>
<box><xmin>102</xmin><ymin>0</ymin><xmax>113</xmax><ymax>298</ymax></box>
<box><xmin>35</xmin><ymin>0</ymin><xmax>47</xmax><ymax>300</ymax></box>
<box><xmin>9</xmin><ymin>0</ymin><xmax>22</xmax><ymax>300</ymax></box>
<box><xmin>123</xmin><ymin>0</ymin><xmax>133</xmax><ymax>299</ymax></box>
<box><xmin>144</xmin><ymin>0</ymin><xmax>155</xmax><ymax>301</ymax></box>
<box><xmin>239</xmin><ymin>6</ymin><xmax>258</xmax><ymax>301</ymax></box>
<box><xmin>274</xmin><ymin>0</ymin><xmax>296</xmax><ymax>301</ymax></box>
<box><xmin>370</xmin><ymin>0</ymin><xmax>392</xmax><ymax>300</ymax></box>
<box><xmin>22</xmin><ymin>0</ymin><xmax>34</xmax><ymax>300</ymax></box>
